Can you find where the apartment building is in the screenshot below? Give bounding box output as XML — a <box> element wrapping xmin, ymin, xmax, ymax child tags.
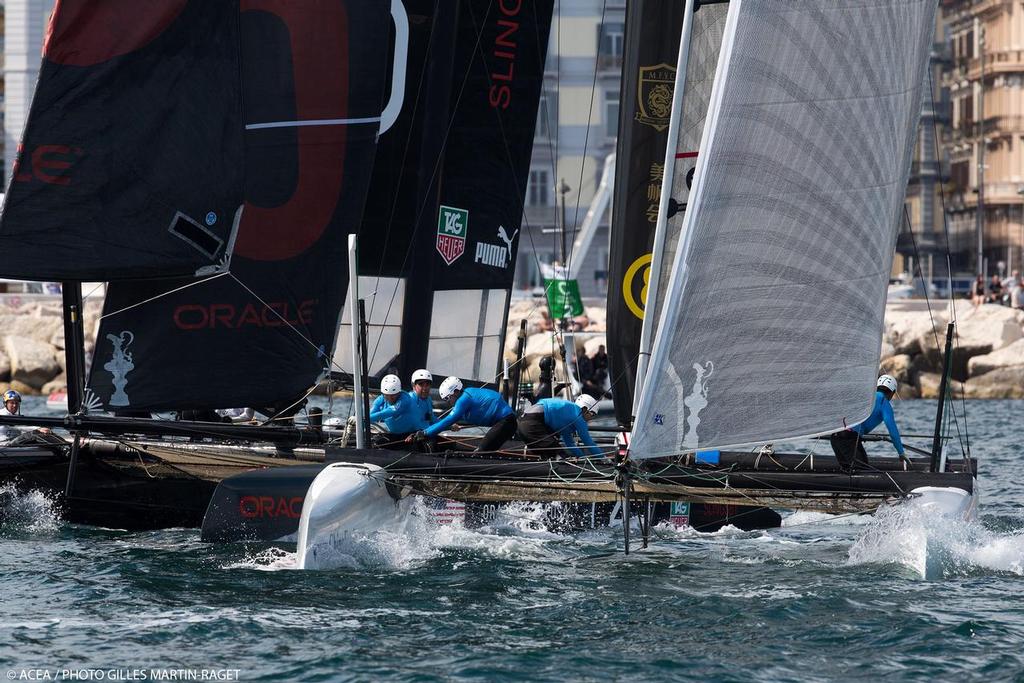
<box><xmin>3</xmin><ymin>0</ymin><xmax>52</xmax><ymax>188</ymax></box>
<box><xmin>516</xmin><ymin>0</ymin><xmax>624</xmax><ymax>297</ymax></box>
<box><xmin>943</xmin><ymin>0</ymin><xmax>1024</xmax><ymax>278</ymax></box>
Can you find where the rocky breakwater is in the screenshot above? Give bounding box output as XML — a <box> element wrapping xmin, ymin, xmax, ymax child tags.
<box><xmin>0</xmin><ymin>297</ymin><xmax>102</xmax><ymax>396</ymax></box>
<box><xmin>882</xmin><ymin>300</ymin><xmax>1024</xmax><ymax>399</ymax></box>
<box><xmin>503</xmin><ymin>298</ymin><xmax>607</xmax><ymax>384</ymax></box>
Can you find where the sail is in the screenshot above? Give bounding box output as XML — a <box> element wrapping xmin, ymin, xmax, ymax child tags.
<box><xmin>606</xmin><ymin>0</ymin><xmax>686</xmax><ymax>427</ymax></box>
<box><xmin>631</xmin><ymin>0</ymin><xmax>938</xmax><ymax>457</ymax></box>
<box><xmin>334</xmin><ymin>0</ymin><xmax>554</xmax><ymax>384</ymax></box>
<box><xmin>647</xmin><ymin>4</ymin><xmax>728</xmax><ymax>344</ymax></box>
<box><xmin>0</xmin><ymin>0</ymin><xmax>245</xmax><ymax>281</ymax></box>
<box><xmin>86</xmin><ymin>1</ymin><xmax>392</xmax><ymax>412</ymax></box>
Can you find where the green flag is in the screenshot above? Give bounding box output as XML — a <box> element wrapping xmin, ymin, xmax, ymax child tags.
<box><xmin>544</xmin><ymin>278</ymin><xmax>584</xmax><ymax>318</ymax></box>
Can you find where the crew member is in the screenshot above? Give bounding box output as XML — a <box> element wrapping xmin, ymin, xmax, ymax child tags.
<box><xmin>518</xmin><ymin>394</ymin><xmax>603</xmax><ymax>459</ymax></box>
<box><xmin>829</xmin><ymin>374</ymin><xmax>906</xmax><ymax>471</ymax></box>
<box><xmin>415</xmin><ymin>377</ymin><xmax>517</xmax><ymax>453</ymax></box>
<box><xmin>0</xmin><ymin>390</ymin><xmax>39</xmax><ymax>442</ymax></box>
<box><xmin>409</xmin><ymin>369</ymin><xmax>435</xmax><ymax>429</ymax></box>
<box><xmin>369</xmin><ymin>374</ymin><xmax>423</xmax><ymax>445</ymax></box>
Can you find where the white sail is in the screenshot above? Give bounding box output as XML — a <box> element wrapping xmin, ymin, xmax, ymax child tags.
<box><xmin>631</xmin><ymin>0</ymin><xmax>938</xmax><ymax>458</ymax></box>
<box><xmin>633</xmin><ymin>1</ymin><xmax>729</xmax><ymax>411</ymax></box>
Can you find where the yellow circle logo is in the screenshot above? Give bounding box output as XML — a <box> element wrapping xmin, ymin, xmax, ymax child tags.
<box><xmin>623</xmin><ymin>253</ymin><xmax>652</xmax><ymax>319</ymax></box>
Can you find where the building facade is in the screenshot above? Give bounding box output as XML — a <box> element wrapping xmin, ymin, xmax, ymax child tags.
<box><xmin>516</xmin><ymin>0</ymin><xmax>625</xmax><ymax>298</ymax></box>
<box><xmin>942</xmin><ymin>0</ymin><xmax>1024</xmax><ymax>279</ymax></box>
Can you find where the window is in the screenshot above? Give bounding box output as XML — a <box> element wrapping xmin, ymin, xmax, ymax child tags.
<box><xmin>605</xmin><ymin>90</ymin><xmax>620</xmax><ymax>138</ymax></box>
<box><xmin>597</xmin><ymin>22</ymin><xmax>624</xmax><ymax>70</ymax></box>
<box><xmin>536</xmin><ymin>91</ymin><xmax>554</xmax><ymax>139</ymax></box>
<box><xmin>528</xmin><ymin>169</ymin><xmax>551</xmax><ymax>207</ymax></box>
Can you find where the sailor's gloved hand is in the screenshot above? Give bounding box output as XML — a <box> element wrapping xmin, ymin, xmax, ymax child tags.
<box><xmin>407</xmin><ymin>431</ymin><xmax>426</xmax><ymax>444</ymax></box>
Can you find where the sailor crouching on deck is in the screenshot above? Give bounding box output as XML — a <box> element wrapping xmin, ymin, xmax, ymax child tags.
<box><xmin>408</xmin><ymin>369</ymin><xmax>435</xmax><ymax>430</ymax></box>
<box><xmin>518</xmin><ymin>394</ymin><xmax>603</xmax><ymax>459</ymax></box>
<box><xmin>413</xmin><ymin>377</ymin><xmax>517</xmax><ymax>454</ymax></box>
<box><xmin>370</xmin><ymin>374</ymin><xmax>425</xmax><ymax>447</ymax></box>
<box><xmin>829</xmin><ymin>374</ymin><xmax>906</xmax><ymax>472</ymax></box>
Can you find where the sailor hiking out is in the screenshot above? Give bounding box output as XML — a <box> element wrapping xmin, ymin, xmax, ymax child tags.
<box><xmin>829</xmin><ymin>374</ymin><xmax>906</xmax><ymax>471</ymax></box>
<box><xmin>0</xmin><ymin>390</ymin><xmax>22</xmax><ymax>442</ymax></box>
<box><xmin>518</xmin><ymin>395</ymin><xmax>603</xmax><ymax>459</ymax></box>
<box><xmin>370</xmin><ymin>374</ymin><xmax>430</xmax><ymax>446</ymax></box>
<box><xmin>415</xmin><ymin>377</ymin><xmax>517</xmax><ymax>453</ymax></box>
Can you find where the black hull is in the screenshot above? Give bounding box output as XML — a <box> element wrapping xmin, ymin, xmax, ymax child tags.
<box><xmin>1</xmin><ymin>440</ymin><xmax>975</xmax><ymax>534</ymax></box>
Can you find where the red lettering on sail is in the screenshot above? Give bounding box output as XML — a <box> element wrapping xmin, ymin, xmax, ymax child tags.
<box><xmin>489</xmin><ymin>7</ymin><xmax>521</xmax><ymax>109</ymax></box>
<box><xmin>172</xmin><ymin>300</ymin><xmax>318</xmax><ymax>330</ymax></box>
<box><xmin>45</xmin><ymin>0</ymin><xmax>188</xmax><ymax>67</ymax></box>
<box><xmin>12</xmin><ymin>145</ymin><xmax>83</xmax><ymax>186</ymax></box>
<box><xmin>234</xmin><ymin>1</ymin><xmax>350</xmax><ymax>261</ymax></box>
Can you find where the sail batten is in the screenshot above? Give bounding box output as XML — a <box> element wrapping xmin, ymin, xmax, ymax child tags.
<box><xmin>631</xmin><ymin>0</ymin><xmax>937</xmax><ymax>458</ymax></box>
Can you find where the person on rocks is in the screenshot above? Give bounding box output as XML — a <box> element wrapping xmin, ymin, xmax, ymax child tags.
<box><xmin>413</xmin><ymin>377</ymin><xmax>517</xmax><ymax>454</ymax></box>
<box><xmin>591</xmin><ymin>345</ymin><xmax>608</xmax><ymax>372</ymax></box>
<box><xmin>971</xmin><ymin>274</ymin><xmax>986</xmax><ymax>308</ymax></box>
<box><xmin>370</xmin><ymin>374</ymin><xmax>424</xmax><ymax>446</ymax></box>
<box><xmin>828</xmin><ymin>375</ymin><xmax>906</xmax><ymax>472</ymax></box>
<box><xmin>518</xmin><ymin>394</ymin><xmax>603</xmax><ymax>459</ymax></box>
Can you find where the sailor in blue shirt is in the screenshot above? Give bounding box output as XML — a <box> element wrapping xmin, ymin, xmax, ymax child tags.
<box><xmin>369</xmin><ymin>374</ymin><xmax>425</xmax><ymax>445</ymax></box>
<box><xmin>829</xmin><ymin>374</ymin><xmax>906</xmax><ymax>471</ymax></box>
<box><xmin>407</xmin><ymin>368</ymin><xmax>435</xmax><ymax>430</ymax></box>
<box><xmin>518</xmin><ymin>394</ymin><xmax>603</xmax><ymax>459</ymax></box>
<box><xmin>416</xmin><ymin>377</ymin><xmax>517</xmax><ymax>453</ymax></box>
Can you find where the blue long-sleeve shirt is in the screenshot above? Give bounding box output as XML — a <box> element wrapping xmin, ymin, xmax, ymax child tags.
<box><xmin>537</xmin><ymin>398</ymin><xmax>602</xmax><ymax>458</ymax></box>
<box><xmin>423</xmin><ymin>387</ymin><xmax>513</xmax><ymax>437</ymax></box>
<box><xmin>851</xmin><ymin>390</ymin><xmax>905</xmax><ymax>456</ymax></box>
<box><xmin>408</xmin><ymin>391</ymin><xmax>434</xmax><ymax>429</ymax></box>
<box><xmin>370</xmin><ymin>392</ymin><xmax>428</xmax><ymax>434</ymax></box>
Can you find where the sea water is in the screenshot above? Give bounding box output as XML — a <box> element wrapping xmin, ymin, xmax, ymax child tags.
<box><xmin>2</xmin><ymin>399</ymin><xmax>1023</xmax><ymax>681</ymax></box>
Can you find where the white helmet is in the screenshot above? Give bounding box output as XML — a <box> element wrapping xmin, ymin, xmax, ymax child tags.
<box><xmin>877</xmin><ymin>374</ymin><xmax>898</xmax><ymax>394</ymax></box>
<box><xmin>575</xmin><ymin>394</ymin><xmax>598</xmax><ymax>415</ymax></box>
<box><xmin>381</xmin><ymin>374</ymin><xmax>402</xmax><ymax>395</ymax></box>
<box><xmin>411</xmin><ymin>369</ymin><xmax>433</xmax><ymax>384</ymax></box>
<box><xmin>439</xmin><ymin>376</ymin><xmax>463</xmax><ymax>400</ymax></box>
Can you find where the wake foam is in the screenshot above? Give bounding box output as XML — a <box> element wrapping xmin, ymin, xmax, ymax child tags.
<box><xmin>848</xmin><ymin>501</ymin><xmax>1024</xmax><ymax>578</ymax></box>
<box><xmin>0</xmin><ymin>482</ymin><xmax>61</xmax><ymax>533</ymax></box>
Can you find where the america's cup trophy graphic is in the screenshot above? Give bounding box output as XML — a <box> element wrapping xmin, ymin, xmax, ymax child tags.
<box><xmin>681</xmin><ymin>361</ymin><xmax>713</xmax><ymax>449</ymax></box>
<box><xmin>104</xmin><ymin>331</ymin><xmax>135</xmax><ymax>407</ymax></box>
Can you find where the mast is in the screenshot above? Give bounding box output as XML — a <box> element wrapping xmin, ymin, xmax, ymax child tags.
<box><xmin>348</xmin><ymin>234</ymin><xmax>367</xmax><ymax>449</ymax></box>
<box><xmin>61</xmin><ymin>281</ymin><xmax>86</xmax><ymax>497</ymax></box>
<box><xmin>631</xmin><ymin>0</ymin><xmax>697</xmax><ymax>418</ymax></box>
<box><xmin>930</xmin><ymin>322</ymin><xmax>955</xmax><ymax>472</ymax></box>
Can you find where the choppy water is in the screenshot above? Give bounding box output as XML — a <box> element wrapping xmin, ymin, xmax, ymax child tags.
<box><xmin>2</xmin><ymin>399</ymin><xmax>1023</xmax><ymax>681</ymax></box>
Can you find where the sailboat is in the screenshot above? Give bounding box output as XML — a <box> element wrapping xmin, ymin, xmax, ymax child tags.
<box><xmin>275</xmin><ymin>0</ymin><xmax>977</xmax><ymax>568</ymax></box>
<box><xmin>0</xmin><ymin>0</ymin><xmax>567</xmax><ymax>529</ymax></box>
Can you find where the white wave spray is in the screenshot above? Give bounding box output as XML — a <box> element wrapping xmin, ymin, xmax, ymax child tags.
<box><xmin>848</xmin><ymin>501</ymin><xmax>1024</xmax><ymax>579</ymax></box>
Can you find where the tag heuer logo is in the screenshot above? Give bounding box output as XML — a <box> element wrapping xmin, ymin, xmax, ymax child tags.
<box><xmin>636</xmin><ymin>63</ymin><xmax>675</xmax><ymax>132</ymax></box>
<box><xmin>436</xmin><ymin>205</ymin><xmax>468</xmax><ymax>265</ymax></box>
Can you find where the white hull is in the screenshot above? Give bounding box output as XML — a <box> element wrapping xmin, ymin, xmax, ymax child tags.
<box><xmin>296</xmin><ymin>463</ymin><xmax>407</xmax><ymax>570</ymax></box>
<box><xmin>906</xmin><ymin>484</ymin><xmax>978</xmax><ymax>580</ymax></box>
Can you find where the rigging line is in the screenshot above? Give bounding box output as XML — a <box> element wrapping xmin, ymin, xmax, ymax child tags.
<box><xmin>927</xmin><ymin>64</ymin><xmax>971</xmax><ymax>459</ymax></box>
<box><xmin>225</xmin><ymin>272</ymin><xmax>349</xmax><ymax>378</ymax></box>
<box><xmin>902</xmin><ymin>204</ymin><xmax>968</xmax><ymax>455</ymax></box>
<box><xmin>564</xmin><ymin>0</ymin><xmax>609</xmax><ymax>281</ymax></box>
<box><xmin>100</xmin><ymin>272</ymin><xmax>229</xmax><ymax>320</ymax></box>
<box><xmin>255</xmin><ymin>379</ymin><xmax>325</xmax><ymax>427</ymax></box>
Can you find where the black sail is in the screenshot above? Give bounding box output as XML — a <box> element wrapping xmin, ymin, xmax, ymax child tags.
<box><xmin>0</xmin><ymin>0</ymin><xmax>245</xmax><ymax>281</ymax></box>
<box><xmin>606</xmin><ymin>0</ymin><xmax>685</xmax><ymax>427</ymax></box>
<box><xmin>87</xmin><ymin>1</ymin><xmax>391</xmax><ymax>412</ymax></box>
<box><xmin>341</xmin><ymin>0</ymin><xmax>553</xmax><ymax>384</ymax></box>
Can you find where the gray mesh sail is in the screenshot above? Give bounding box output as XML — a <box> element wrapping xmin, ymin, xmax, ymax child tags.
<box><xmin>650</xmin><ymin>4</ymin><xmax>728</xmax><ymax>337</ymax></box>
<box><xmin>632</xmin><ymin>0</ymin><xmax>937</xmax><ymax>458</ymax></box>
